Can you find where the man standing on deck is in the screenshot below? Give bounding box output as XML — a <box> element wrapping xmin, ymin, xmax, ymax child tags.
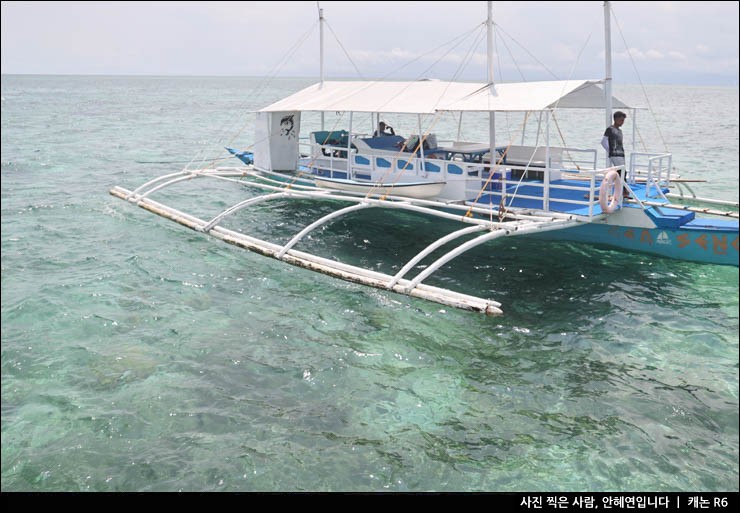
<box><xmin>601</xmin><ymin>111</ymin><xmax>630</xmax><ymax>197</ymax></box>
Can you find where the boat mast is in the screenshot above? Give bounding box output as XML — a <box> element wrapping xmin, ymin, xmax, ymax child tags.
<box><xmin>319</xmin><ymin>3</ymin><xmax>325</xmax><ymax>129</ymax></box>
<box><xmin>604</xmin><ymin>1</ymin><xmax>613</xmax><ymax>140</ymax></box>
<box><xmin>487</xmin><ymin>1</ymin><xmax>494</xmax><ymax>85</ymax></box>
<box><xmin>487</xmin><ymin>1</ymin><xmax>496</xmax><ymax>164</ymax></box>
<box><xmin>319</xmin><ymin>4</ymin><xmax>325</xmax><ymax>85</ymax></box>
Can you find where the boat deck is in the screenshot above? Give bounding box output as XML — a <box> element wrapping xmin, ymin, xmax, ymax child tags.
<box><xmin>468</xmin><ymin>179</ymin><xmax>651</xmax><ymax>216</ymax></box>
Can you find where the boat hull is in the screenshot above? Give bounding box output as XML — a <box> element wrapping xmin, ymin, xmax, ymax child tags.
<box><xmin>250</xmin><ymin>168</ymin><xmax>739</xmax><ymax>266</ymax></box>
<box><xmin>528</xmin><ymin>221</ymin><xmax>739</xmax><ymax>266</ymax></box>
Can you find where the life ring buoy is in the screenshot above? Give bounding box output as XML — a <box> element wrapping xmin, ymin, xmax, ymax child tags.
<box><xmin>599</xmin><ymin>169</ymin><xmax>623</xmax><ymax>214</ymax></box>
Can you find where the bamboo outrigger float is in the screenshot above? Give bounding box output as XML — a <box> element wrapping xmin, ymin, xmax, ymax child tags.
<box><xmin>111</xmin><ymin>167</ymin><xmax>586</xmax><ymax>314</ymax></box>
<box><xmin>109</xmin><ymin>2</ymin><xmax>738</xmax><ymax>314</ymax></box>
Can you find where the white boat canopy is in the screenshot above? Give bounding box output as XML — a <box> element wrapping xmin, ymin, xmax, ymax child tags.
<box><xmin>258</xmin><ymin>79</ymin><xmax>631</xmax><ymax>114</ymax></box>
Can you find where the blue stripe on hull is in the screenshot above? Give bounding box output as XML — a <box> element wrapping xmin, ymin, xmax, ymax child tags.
<box><xmin>529</xmin><ymin>223</ymin><xmax>739</xmax><ymax>266</ymax></box>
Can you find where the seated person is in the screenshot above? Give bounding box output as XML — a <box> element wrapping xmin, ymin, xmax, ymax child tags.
<box><xmin>373</xmin><ymin>121</ymin><xmax>395</xmax><ymax>137</ymax></box>
<box><xmin>321</xmin><ymin>136</ymin><xmax>338</xmax><ymax>156</ymax></box>
<box><xmin>398</xmin><ymin>134</ymin><xmax>430</xmax><ymax>153</ymax></box>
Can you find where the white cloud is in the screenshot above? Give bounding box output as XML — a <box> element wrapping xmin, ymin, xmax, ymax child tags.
<box><xmin>695</xmin><ymin>44</ymin><xmax>711</xmax><ymax>55</ymax></box>
<box><xmin>667</xmin><ymin>51</ymin><xmax>687</xmax><ymax>61</ymax></box>
<box><xmin>646</xmin><ymin>49</ymin><xmax>665</xmax><ymax>60</ymax></box>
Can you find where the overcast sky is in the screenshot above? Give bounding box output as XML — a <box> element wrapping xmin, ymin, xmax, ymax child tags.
<box><xmin>2</xmin><ymin>1</ymin><xmax>738</xmax><ymax>85</ymax></box>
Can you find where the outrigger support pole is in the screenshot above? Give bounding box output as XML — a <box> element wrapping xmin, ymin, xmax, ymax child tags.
<box><xmin>406</xmin><ymin>217</ymin><xmax>580</xmax><ymax>292</ymax></box>
<box><xmin>277</xmin><ymin>202</ymin><xmax>374</xmax><ymax>259</ymax></box>
<box><xmin>388</xmin><ymin>224</ymin><xmax>488</xmax><ymax>288</ymax></box>
<box><xmin>407</xmin><ymin>228</ymin><xmax>512</xmax><ymax>291</ymax></box>
<box><xmin>201</xmin><ymin>192</ymin><xmax>290</xmax><ymax>232</ymax></box>
<box><xmin>127</xmin><ymin>171</ymin><xmax>196</xmax><ymax>201</ymax></box>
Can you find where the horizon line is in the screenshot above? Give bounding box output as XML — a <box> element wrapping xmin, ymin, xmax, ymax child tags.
<box><xmin>1</xmin><ymin>72</ymin><xmax>737</xmax><ymax>89</ymax></box>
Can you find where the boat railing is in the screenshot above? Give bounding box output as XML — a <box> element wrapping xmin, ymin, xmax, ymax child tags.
<box><xmin>300</xmin><ymin>139</ymin><xmax>354</xmax><ymax>178</ymax></box>
<box><xmin>301</xmin><ymin>141</ymin><xmax>623</xmax><ymax>217</ymax></box>
<box><xmin>554</xmin><ymin>147</ymin><xmax>598</xmax><ymax>175</ymax></box>
<box><xmin>341</xmin><ymin>144</ymin><xmax>599</xmax><ymax>186</ymax></box>
<box><xmin>301</xmin><ymin>135</ymin><xmax>486</xmax><ymax>182</ymax></box>
<box><xmin>629</xmin><ymin>152</ymin><xmax>672</xmax><ymax>199</ymax></box>
<box><xmin>465</xmin><ymin>159</ymin><xmax>621</xmax><ymax>218</ymax></box>
<box><xmin>462</xmin><ymin>146</ymin><xmax>598</xmax><ymax>211</ymax></box>
<box><xmin>348</xmin><ymin>151</ymin><xmax>485</xmax><ymax>183</ymax></box>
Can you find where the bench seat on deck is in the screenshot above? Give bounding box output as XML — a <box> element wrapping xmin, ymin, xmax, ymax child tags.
<box><xmin>311</xmin><ymin>130</ymin><xmax>350</xmax><ymax>147</ymax></box>
<box><xmin>356</xmin><ymin>135</ymin><xmax>405</xmax><ymax>151</ymax></box>
<box><xmin>501</xmin><ymin>145</ymin><xmax>563</xmax><ymax>180</ymax></box>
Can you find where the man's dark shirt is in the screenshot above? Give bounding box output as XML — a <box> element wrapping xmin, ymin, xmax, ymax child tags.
<box><xmin>603</xmin><ymin>125</ymin><xmax>624</xmax><ymax>157</ymax></box>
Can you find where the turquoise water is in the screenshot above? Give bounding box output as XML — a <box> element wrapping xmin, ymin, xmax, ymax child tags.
<box><xmin>1</xmin><ymin>75</ymin><xmax>738</xmax><ymax>492</ymax></box>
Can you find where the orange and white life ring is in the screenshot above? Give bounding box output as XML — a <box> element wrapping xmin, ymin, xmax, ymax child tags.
<box><xmin>599</xmin><ymin>169</ymin><xmax>623</xmax><ymax>214</ymax></box>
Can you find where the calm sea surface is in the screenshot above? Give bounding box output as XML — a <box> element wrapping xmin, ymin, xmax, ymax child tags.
<box><xmin>1</xmin><ymin>75</ymin><xmax>738</xmax><ymax>492</ymax></box>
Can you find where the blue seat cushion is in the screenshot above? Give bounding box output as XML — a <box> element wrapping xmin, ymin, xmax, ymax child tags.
<box><xmin>360</xmin><ymin>135</ymin><xmax>405</xmax><ymax>150</ymax></box>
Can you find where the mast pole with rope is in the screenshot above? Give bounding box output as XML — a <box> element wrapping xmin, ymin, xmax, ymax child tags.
<box><xmin>487</xmin><ymin>1</ymin><xmax>494</xmax><ymax>85</ymax></box>
<box><xmin>487</xmin><ymin>1</ymin><xmax>496</xmax><ymax>172</ymax></box>
<box><xmin>603</xmin><ymin>1</ymin><xmax>613</xmax><ymax>166</ymax></box>
<box><xmin>319</xmin><ymin>3</ymin><xmax>325</xmax><ymax>129</ymax></box>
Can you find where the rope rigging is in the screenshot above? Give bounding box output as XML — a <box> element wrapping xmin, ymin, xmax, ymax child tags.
<box><xmin>196</xmin><ymin>3</ymin><xmax>679</xmax><ymax>205</ymax></box>
<box><xmin>183</xmin><ymin>20</ymin><xmax>320</xmax><ymax>172</ymax></box>
<box><xmin>610</xmin><ymin>5</ymin><xmax>670</xmax><ymax>157</ymax></box>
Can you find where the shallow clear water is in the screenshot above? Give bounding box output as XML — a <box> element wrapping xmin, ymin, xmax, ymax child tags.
<box><xmin>1</xmin><ymin>75</ymin><xmax>738</xmax><ymax>492</ymax></box>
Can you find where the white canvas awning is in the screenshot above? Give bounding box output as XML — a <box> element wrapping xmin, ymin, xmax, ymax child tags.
<box><xmin>259</xmin><ymin>80</ymin><xmax>484</xmax><ymax>114</ymax></box>
<box><xmin>439</xmin><ymin>80</ymin><xmax>631</xmax><ymax>111</ymax></box>
<box><xmin>259</xmin><ymin>79</ymin><xmax>631</xmax><ymax>114</ymax></box>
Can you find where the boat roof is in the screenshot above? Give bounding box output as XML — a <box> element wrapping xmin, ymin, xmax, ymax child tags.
<box><xmin>259</xmin><ymin>79</ymin><xmax>631</xmax><ymax>114</ymax></box>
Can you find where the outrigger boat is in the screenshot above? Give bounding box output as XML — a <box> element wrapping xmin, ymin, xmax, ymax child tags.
<box><xmin>110</xmin><ymin>2</ymin><xmax>738</xmax><ymax>315</ymax></box>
